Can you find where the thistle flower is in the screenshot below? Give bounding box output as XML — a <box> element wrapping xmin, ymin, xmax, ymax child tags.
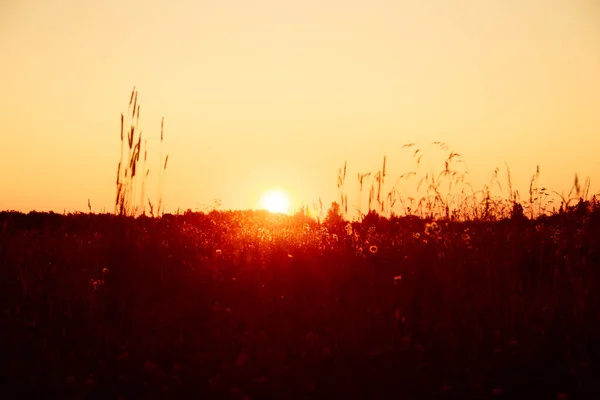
<box><xmin>425</xmin><ymin>221</ymin><xmax>442</xmax><ymax>236</ymax></box>
<box><xmin>345</xmin><ymin>223</ymin><xmax>353</xmax><ymax>236</ymax></box>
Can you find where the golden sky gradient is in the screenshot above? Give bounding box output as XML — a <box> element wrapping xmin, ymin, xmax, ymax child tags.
<box><xmin>1</xmin><ymin>0</ymin><xmax>599</xmax><ymax>216</ymax></box>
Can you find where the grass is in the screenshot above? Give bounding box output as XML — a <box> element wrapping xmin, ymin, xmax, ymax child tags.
<box><xmin>2</xmin><ymin>204</ymin><xmax>599</xmax><ymax>398</ymax></box>
<box><xmin>115</xmin><ymin>87</ymin><xmax>168</xmax><ymax>217</ymax></box>
<box><xmin>335</xmin><ymin>145</ymin><xmax>596</xmax><ymax>223</ymax></box>
<box><xmin>0</xmin><ymin>89</ymin><xmax>599</xmax><ymax>399</ymax></box>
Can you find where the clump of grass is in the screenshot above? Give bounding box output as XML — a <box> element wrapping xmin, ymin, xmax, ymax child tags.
<box><xmin>156</xmin><ymin>117</ymin><xmax>168</xmax><ymax>216</ymax></box>
<box><xmin>344</xmin><ymin>142</ymin><xmax>473</xmax><ymax>220</ymax></box>
<box><xmin>115</xmin><ymin>87</ymin><xmax>168</xmax><ymax>217</ymax></box>
<box><xmin>336</xmin><ymin>161</ymin><xmax>348</xmax><ymax>217</ymax></box>
<box><xmin>554</xmin><ymin>173</ymin><xmax>592</xmax><ymax>212</ymax></box>
<box><xmin>339</xmin><ymin>142</ymin><xmax>595</xmax><ymax>222</ymax></box>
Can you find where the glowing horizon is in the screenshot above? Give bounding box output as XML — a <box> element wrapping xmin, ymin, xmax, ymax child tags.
<box><xmin>258</xmin><ymin>189</ymin><xmax>291</xmax><ymax>215</ymax></box>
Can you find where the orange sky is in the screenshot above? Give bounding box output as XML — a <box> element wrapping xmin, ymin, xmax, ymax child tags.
<box><xmin>1</xmin><ymin>0</ymin><xmax>599</xmax><ymax>217</ymax></box>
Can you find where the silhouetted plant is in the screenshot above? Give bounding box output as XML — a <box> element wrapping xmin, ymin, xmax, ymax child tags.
<box><xmin>115</xmin><ymin>87</ymin><xmax>168</xmax><ymax>217</ymax></box>
<box><xmin>324</xmin><ymin>201</ymin><xmax>345</xmax><ymax>231</ymax></box>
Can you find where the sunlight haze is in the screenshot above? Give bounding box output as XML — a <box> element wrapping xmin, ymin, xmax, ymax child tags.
<box><xmin>1</xmin><ymin>0</ymin><xmax>599</xmax><ymax>217</ymax></box>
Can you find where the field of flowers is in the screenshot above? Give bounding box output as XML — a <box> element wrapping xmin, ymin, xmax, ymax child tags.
<box><xmin>1</xmin><ymin>201</ymin><xmax>599</xmax><ymax>399</ymax></box>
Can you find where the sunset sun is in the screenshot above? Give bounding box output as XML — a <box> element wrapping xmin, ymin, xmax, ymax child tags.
<box><xmin>259</xmin><ymin>189</ymin><xmax>291</xmax><ymax>214</ymax></box>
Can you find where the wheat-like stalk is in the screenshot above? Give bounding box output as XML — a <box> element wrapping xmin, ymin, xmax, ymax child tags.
<box><xmin>115</xmin><ymin>88</ymin><xmax>168</xmax><ymax>217</ymax></box>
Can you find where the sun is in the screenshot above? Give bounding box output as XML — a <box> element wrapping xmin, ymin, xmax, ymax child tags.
<box><xmin>259</xmin><ymin>189</ymin><xmax>291</xmax><ymax>214</ymax></box>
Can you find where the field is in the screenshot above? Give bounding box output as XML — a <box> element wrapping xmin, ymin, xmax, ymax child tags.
<box><xmin>2</xmin><ymin>89</ymin><xmax>599</xmax><ymax>399</ymax></box>
<box><xmin>1</xmin><ymin>200</ymin><xmax>599</xmax><ymax>399</ymax></box>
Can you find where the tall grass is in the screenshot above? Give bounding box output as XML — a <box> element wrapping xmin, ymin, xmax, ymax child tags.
<box><xmin>3</xmin><ymin>91</ymin><xmax>600</xmax><ymax>397</ymax></box>
<box><xmin>115</xmin><ymin>88</ymin><xmax>168</xmax><ymax>217</ymax></box>
<box><xmin>334</xmin><ymin>142</ymin><xmax>597</xmax><ymax>222</ymax></box>
<box><xmin>112</xmin><ymin>90</ymin><xmax>595</xmax><ymax>223</ymax></box>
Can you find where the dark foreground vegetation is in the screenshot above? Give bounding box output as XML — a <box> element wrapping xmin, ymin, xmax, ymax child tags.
<box><xmin>1</xmin><ymin>201</ymin><xmax>600</xmax><ymax>399</ymax></box>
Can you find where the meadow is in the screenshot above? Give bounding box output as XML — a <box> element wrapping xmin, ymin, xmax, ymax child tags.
<box><xmin>1</xmin><ymin>90</ymin><xmax>599</xmax><ymax>399</ymax></box>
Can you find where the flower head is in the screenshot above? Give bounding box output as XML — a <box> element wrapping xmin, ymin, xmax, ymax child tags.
<box><xmin>345</xmin><ymin>223</ymin><xmax>353</xmax><ymax>236</ymax></box>
<box><xmin>425</xmin><ymin>221</ymin><xmax>442</xmax><ymax>237</ymax></box>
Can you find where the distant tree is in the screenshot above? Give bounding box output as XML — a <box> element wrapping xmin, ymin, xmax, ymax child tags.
<box><xmin>324</xmin><ymin>202</ymin><xmax>345</xmax><ymax>230</ymax></box>
<box><xmin>361</xmin><ymin>209</ymin><xmax>380</xmax><ymax>228</ymax></box>
<box><xmin>511</xmin><ymin>201</ymin><xmax>525</xmax><ymax>221</ymax></box>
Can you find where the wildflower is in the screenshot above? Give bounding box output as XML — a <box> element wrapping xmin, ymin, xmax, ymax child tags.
<box><xmin>368</xmin><ymin>226</ymin><xmax>375</xmax><ymax>233</ymax></box>
<box><xmin>393</xmin><ymin>275</ymin><xmax>402</xmax><ymax>284</ymax></box>
<box><xmin>89</xmin><ymin>279</ymin><xmax>104</xmax><ymax>291</ymax></box>
<box><xmin>369</xmin><ymin>245</ymin><xmax>378</xmax><ymax>254</ymax></box>
<box><xmin>215</xmin><ymin>249</ymin><xmax>223</xmax><ymax>255</ymax></box>
<box><xmin>413</xmin><ymin>232</ymin><xmax>420</xmax><ymax>239</ymax></box>
<box><xmin>425</xmin><ymin>221</ymin><xmax>442</xmax><ymax>236</ymax></box>
<box><xmin>345</xmin><ymin>223</ymin><xmax>353</xmax><ymax>236</ymax></box>
<box><xmin>425</xmin><ymin>223</ymin><xmax>433</xmax><ymax>236</ymax></box>
<box><xmin>287</xmin><ymin>254</ymin><xmax>293</xmax><ymax>258</ymax></box>
<box><xmin>332</xmin><ymin>234</ymin><xmax>338</xmax><ymax>242</ymax></box>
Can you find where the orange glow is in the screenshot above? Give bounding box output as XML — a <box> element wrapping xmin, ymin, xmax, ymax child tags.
<box><xmin>259</xmin><ymin>189</ymin><xmax>291</xmax><ymax>214</ymax></box>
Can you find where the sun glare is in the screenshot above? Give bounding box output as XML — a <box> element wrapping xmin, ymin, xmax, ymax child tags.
<box><xmin>259</xmin><ymin>189</ymin><xmax>291</xmax><ymax>214</ymax></box>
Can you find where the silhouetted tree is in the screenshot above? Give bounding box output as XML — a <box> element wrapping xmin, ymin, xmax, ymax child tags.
<box><xmin>324</xmin><ymin>202</ymin><xmax>345</xmax><ymax>231</ymax></box>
